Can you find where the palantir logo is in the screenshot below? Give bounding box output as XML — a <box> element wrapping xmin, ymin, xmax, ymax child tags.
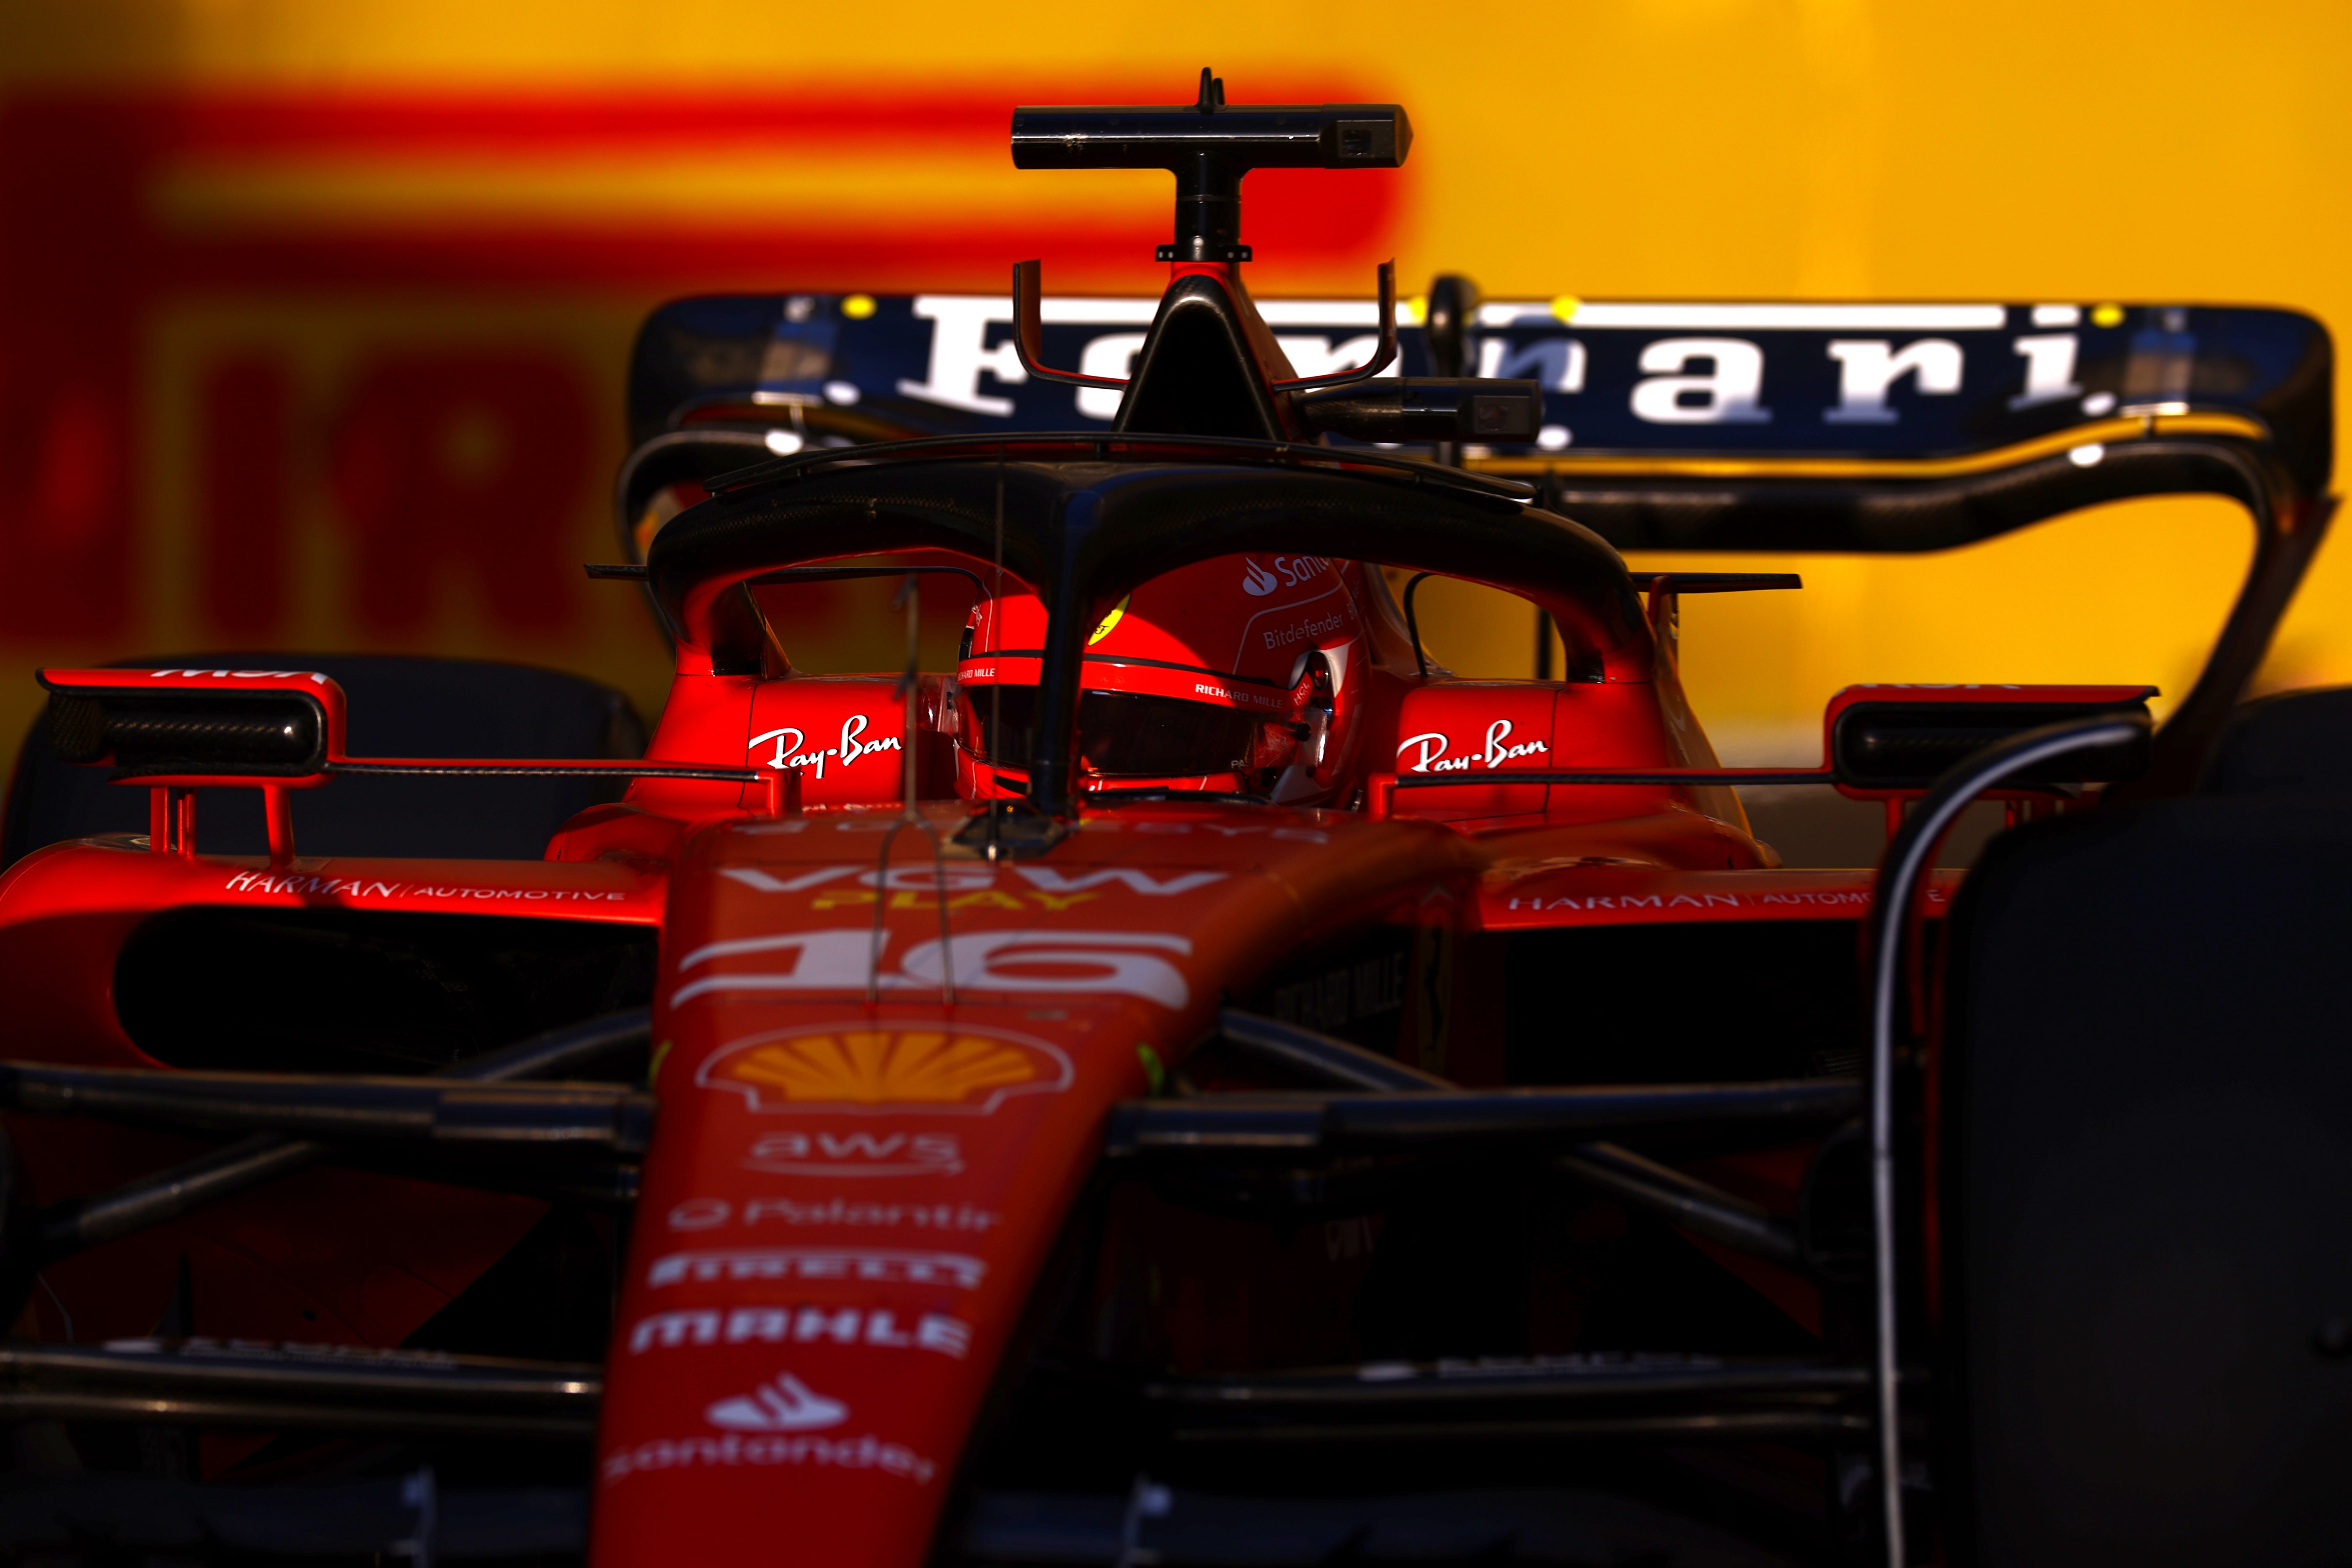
<box><xmin>1241</xmin><ymin>558</ymin><xmax>1280</xmax><ymax>597</ymax></box>
<box><xmin>706</xmin><ymin>1371</ymin><xmax>848</xmax><ymax>1432</ymax></box>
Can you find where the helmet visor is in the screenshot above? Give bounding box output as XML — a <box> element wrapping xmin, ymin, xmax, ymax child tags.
<box><xmin>960</xmin><ymin>685</ymin><xmax>1258</xmax><ymax>778</ymax></box>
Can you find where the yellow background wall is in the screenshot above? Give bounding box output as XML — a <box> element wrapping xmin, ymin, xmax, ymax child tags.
<box><xmin>1</xmin><ymin>0</ymin><xmax>2344</xmax><ymax>762</ymax></box>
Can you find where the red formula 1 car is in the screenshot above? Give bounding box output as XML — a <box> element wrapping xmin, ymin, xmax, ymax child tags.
<box><xmin>3</xmin><ymin>72</ymin><xmax>2347</xmax><ymax>1568</ymax></box>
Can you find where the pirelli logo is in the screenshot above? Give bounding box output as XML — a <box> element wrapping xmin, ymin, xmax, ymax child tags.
<box><xmin>646</xmin><ymin>1248</ymin><xmax>986</xmax><ymax>1291</ymax></box>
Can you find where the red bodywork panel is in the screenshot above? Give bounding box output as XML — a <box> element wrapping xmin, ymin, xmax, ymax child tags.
<box><xmin>8</xmin><ymin>559</ymin><xmax>2138</xmax><ymax>1568</ymax></box>
<box><xmin>592</xmin><ymin>804</ymin><xmax>1476</xmax><ymax>1561</ymax></box>
<box><xmin>1</xmin><ymin>632</ymin><xmax>2092</xmax><ymax>1563</ymax></box>
<box><xmin>0</xmin><ymin>843</ymin><xmax>660</xmax><ymax>1356</ymax></box>
<box><xmin>0</xmin><ymin>305</ymin><xmax>2151</xmax><ymax>1563</ymax></box>
<box><xmin>0</xmin><ymin>582</ymin><xmax>1925</xmax><ymax>1560</ymax></box>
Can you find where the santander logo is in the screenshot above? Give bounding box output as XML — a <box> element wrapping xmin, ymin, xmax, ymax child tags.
<box><xmin>1241</xmin><ymin>555</ymin><xmax>1332</xmax><ymax>597</ymax></box>
<box><xmin>706</xmin><ymin>1371</ymin><xmax>848</xmax><ymax>1432</ymax></box>
<box><xmin>1397</xmin><ymin>718</ymin><xmax>1551</xmax><ymax>774</ymax></box>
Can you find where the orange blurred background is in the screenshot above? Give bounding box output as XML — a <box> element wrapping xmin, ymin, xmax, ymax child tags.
<box><xmin>3</xmin><ymin>0</ymin><xmax>2346</xmax><ymax>764</ymax></box>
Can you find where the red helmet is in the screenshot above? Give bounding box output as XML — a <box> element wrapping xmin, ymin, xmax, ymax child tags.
<box><xmin>955</xmin><ymin>553</ymin><xmax>1375</xmax><ymax>802</ymax></box>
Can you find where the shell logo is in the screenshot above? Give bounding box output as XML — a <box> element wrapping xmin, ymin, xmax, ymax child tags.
<box><xmin>697</xmin><ymin>1024</ymin><xmax>1073</xmax><ymax>1115</ymax></box>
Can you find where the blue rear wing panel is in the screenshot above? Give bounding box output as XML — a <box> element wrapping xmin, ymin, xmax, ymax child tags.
<box><xmin>630</xmin><ymin>293</ymin><xmax>2329</xmax><ymax>501</ymax></box>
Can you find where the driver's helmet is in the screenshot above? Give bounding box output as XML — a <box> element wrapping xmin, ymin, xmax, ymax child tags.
<box><xmin>955</xmin><ymin>553</ymin><xmax>1373</xmax><ymax>803</ymax></box>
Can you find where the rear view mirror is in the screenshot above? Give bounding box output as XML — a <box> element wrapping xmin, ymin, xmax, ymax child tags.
<box><xmin>1827</xmin><ymin>685</ymin><xmax>2155</xmax><ymax>793</ymax></box>
<box><xmin>1294</xmin><ymin>378</ymin><xmax>1543</xmax><ymax>443</ymax></box>
<box><xmin>39</xmin><ymin>668</ymin><xmax>345</xmax><ymax>783</ymax></box>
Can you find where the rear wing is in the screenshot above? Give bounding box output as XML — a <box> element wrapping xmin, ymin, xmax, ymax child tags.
<box><xmin>630</xmin><ymin>293</ymin><xmax>2327</xmax><ymax>515</ymax></box>
<box><xmin>623</xmin><ymin>290</ymin><xmax>2333</xmax><ymax>793</ymax></box>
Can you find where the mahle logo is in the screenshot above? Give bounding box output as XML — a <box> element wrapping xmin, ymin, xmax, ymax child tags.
<box><xmin>699</xmin><ymin>1025</ymin><xmax>1073</xmax><ymax>1115</ymax></box>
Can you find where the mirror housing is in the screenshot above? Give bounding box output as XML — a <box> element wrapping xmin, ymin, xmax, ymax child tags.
<box><xmin>1295</xmin><ymin>378</ymin><xmax>1542</xmax><ymax>444</ymax></box>
<box><xmin>38</xmin><ymin>668</ymin><xmax>346</xmax><ymax>785</ymax></box>
<box><xmin>1827</xmin><ymin>685</ymin><xmax>2156</xmax><ymax>794</ymax></box>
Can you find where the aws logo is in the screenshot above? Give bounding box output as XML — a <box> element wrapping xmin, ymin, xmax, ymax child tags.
<box><xmin>698</xmin><ymin>1024</ymin><xmax>1073</xmax><ymax>1116</ymax></box>
<box><xmin>742</xmin><ymin>1128</ymin><xmax>964</xmax><ymax>1177</ymax></box>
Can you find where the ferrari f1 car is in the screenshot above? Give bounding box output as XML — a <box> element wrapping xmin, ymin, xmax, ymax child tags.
<box><xmin>2</xmin><ymin>72</ymin><xmax>2346</xmax><ymax>1568</ymax></box>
